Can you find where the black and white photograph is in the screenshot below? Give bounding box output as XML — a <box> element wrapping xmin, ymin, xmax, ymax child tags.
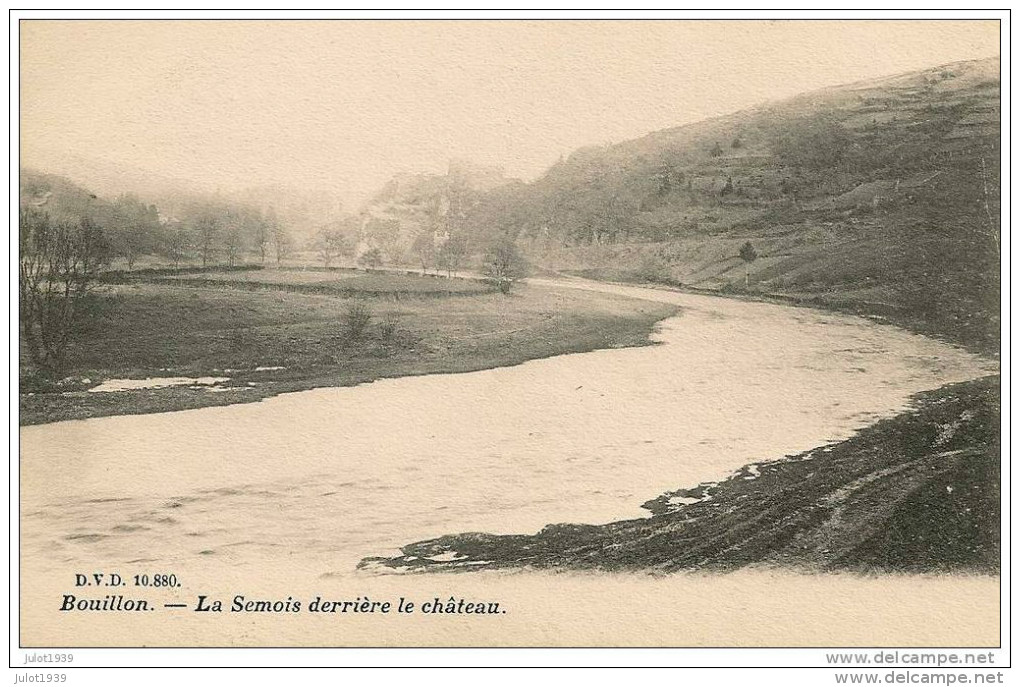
<box><xmin>10</xmin><ymin>13</ymin><xmax>1008</xmax><ymax>677</ymax></box>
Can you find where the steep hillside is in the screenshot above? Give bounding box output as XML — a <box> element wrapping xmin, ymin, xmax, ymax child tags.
<box><xmin>19</xmin><ymin>169</ymin><xmax>102</xmax><ymax>223</ymax></box>
<box><xmin>470</xmin><ymin>57</ymin><xmax>1001</xmax><ymax>354</ymax></box>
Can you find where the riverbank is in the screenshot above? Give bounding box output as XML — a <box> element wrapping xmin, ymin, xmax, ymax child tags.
<box><xmin>560</xmin><ymin>267</ymin><xmax>1000</xmax><ymax>359</ymax></box>
<box><xmin>362</xmin><ymin>374</ymin><xmax>1000</xmax><ymax>574</ymax></box>
<box><xmin>19</xmin><ymin>268</ymin><xmax>677</xmax><ymax>425</ymax></box>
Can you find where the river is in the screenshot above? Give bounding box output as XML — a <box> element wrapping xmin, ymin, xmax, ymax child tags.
<box><xmin>19</xmin><ymin>279</ymin><xmax>999</xmax><ymax>647</ymax></box>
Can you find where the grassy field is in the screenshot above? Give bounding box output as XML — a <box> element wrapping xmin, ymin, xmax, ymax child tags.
<box><xmin>364</xmin><ymin>375</ymin><xmax>1000</xmax><ymax>574</ymax></box>
<box><xmin>19</xmin><ymin>267</ymin><xmax>677</xmax><ymax>425</ymax></box>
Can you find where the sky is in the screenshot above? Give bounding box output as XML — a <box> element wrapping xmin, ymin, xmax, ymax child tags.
<box><xmin>20</xmin><ymin>20</ymin><xmax>1000</xmax><ymax>207</ymax></box>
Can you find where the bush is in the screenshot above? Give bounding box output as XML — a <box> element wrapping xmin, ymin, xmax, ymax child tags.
<box><xmin>342</xmin><ymin>300</ymin><xmax>372</xmax><ymax>340</ymax></box>
<box><xmin>481</xmin><ymin>237</ymin><xmax>529</xmax><ymax>295</ymax></box>
<box><xmin>379</xmin><ymin>313</ymin><xmax>399</xmax><ymax>340</ymax></box>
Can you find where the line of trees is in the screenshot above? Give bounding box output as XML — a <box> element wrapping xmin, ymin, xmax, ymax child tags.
<box><xmin>159</xmin><ymin>201</ymin><xmax>293</xmax><ymax>270</ymax></box>
<box><xmin>57</xmin><ymin>192</ymin><xmax>297</xmax><ymax>271</ymax></box>
<box><xmin>410</xmin><ymin>230</ymin><xmax>469</xmax><ymax>277</ymax></box>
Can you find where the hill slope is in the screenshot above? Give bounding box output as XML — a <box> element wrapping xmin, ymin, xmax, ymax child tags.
<box><xmin>359</xmin><ymin>160</ymin><xmax>519</xmax><ymax>262</ymax></box>
<box><xmin>19</xmin><ymin>169</ymin><xmax>102</xmax><ymax>223</ymax></box>
<box><xmin>467</xmin><ymin>57</ymin><xmax>1001</xmax><ymax>354</ymax></box>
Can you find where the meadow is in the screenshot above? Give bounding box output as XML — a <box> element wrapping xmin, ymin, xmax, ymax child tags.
<box><xmin>19</xmin><ymin>267</ymin><xmax>677</xmax><ymax>425</ymax></box>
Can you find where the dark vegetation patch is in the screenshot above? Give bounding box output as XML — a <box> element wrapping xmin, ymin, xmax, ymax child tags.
<box><xmin>154</xmin><ymin>268</ymin><xmax>494</xmax><ymax>299</ymax></box>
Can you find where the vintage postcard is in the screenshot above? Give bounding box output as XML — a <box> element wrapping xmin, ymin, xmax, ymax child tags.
<box><xmin>13</xmin><ymin>16</ymin><xmax>1005</xmax><ymax>664</ymax></box>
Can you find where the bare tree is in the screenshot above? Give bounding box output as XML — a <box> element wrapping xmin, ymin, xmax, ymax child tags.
<box><xmin>315</xmin><ymin>228</ymin><xmax>347</xmax><ymax>269</ymax></box>
<box><xmin>437</xmin><ymin>234</ymin><xmax>467</xmax><ymax>277</ymax></box>
<box><xmin>162</xmin><ymin>222</ymin><xmax>192</xmax><ymax>270</ymax></box>
<box><xmin>267</xmin><ymin>208</ymin><xmax>292</xmax><ymax>265</ymax></box>
<box><xmin>250</xmin><ymin>209</ymin><xmax>270</xmax><ymax>264</ymax></box>
<box><xmin>193</xmin><ymin>210</ymin><xmax>220</xmax><ymax>268</ymax></box>
<box><xmin>19</xmin><ymin>210</ymin><xmax>111</xmax><ymax>374</ymax></box>
<box><xmin>412</xmin><ymin>230</ymin><xmax>436</xmax><ymax>275</ymax></box>
<box><xmin>222</xmin><ymin>211</ymin><xmax>246</xmax><ymax>268</ymax></box>
<box><xmin>102</xmin><ymin>194</ymin><xmax>160</xmax><ymax>270</ymax></box>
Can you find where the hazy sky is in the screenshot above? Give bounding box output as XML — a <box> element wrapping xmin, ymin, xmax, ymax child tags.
<box><xmin>20</xmin><ymin>20</ymin><xmax>999</xmax><ymax>206</ymax></box>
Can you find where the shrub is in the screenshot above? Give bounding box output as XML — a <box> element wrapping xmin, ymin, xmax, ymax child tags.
<box><xmin>342</xmin><ymin>300</ymin><xmax>372</xmax><ymax>340</ymax></box>
<box><xmin>379</xmin><ymin>313</ymin><xmax>399</xmax><ymax>340</ymax></box>
<box><xmin>481</xmin><ymin>237</ymin><xmax>529</xmax><ymax>295</ymax></box>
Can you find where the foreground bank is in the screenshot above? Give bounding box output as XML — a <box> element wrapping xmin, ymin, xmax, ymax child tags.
<box><xmin>363</xmin><ymin>375</ymin><xmax>1000</xmax><ymax>574</ymax></box>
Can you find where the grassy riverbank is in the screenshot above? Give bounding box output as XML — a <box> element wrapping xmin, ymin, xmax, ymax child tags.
<box><xmin>19</xmin><ymin>268</ymin><xmax>677</xmax><ymax>425</ymax></box>
<box><xmin>561</xmin><ymin>266</ymin><xmax>1000</xmax><ymax>359</ymax></box>
<box><xmin>363</xmin><ymin>375</ymin><xmax>1000</xmax><ymax>574</ymax></box>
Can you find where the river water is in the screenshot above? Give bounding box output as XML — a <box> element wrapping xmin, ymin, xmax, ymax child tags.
<box><xmin>19</xmin><ymin>280</ymin><xmax>1000</xmax><ymax>647</ymax></box>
